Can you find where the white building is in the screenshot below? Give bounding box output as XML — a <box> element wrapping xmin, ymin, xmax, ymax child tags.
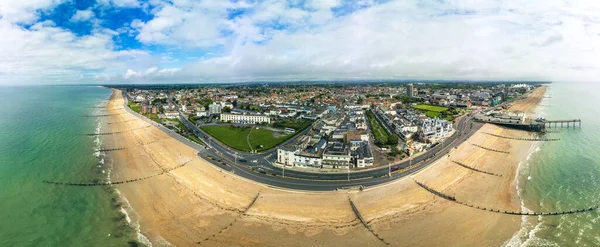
<box><xmin>294</xmin><ymin>153</ymin><xmax>322</xmax><ymax>168</ymax></box>
<box><xmin>165</xmin><ymin>111</ymin><xmax>179</xmax><ymax>119</ymax></box>
<box><xmin>196</xmin><ymin>111</ymin><xmax>208</xmax><ymax>117</ymax></box>
<box><xmin>220</xmin><ymin>113</ymin><xmax>271</xmax><ymax>124</ymax></box>
<box><xmin>277</xmin><ymin>148</ymin><xmax>296</xmax><ymax>166</ymax></box>
<box><xmin>208</xmin><ymin>102</ymin><xmax>222</xmax><ymax>115</ymax></box>
<box><xmin>419</xmin><ymin>118</ymin><xmax>453</xmax><ymax>141</ymax></box>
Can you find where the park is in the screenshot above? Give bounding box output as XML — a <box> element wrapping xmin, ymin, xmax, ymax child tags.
<box><xmin>413</xmin><ymin>104</ymin><xmax>451</xmax><ymax>120</ymax></box>
<box><xmin>200</xmin><ymin>125</ymin><xmax>294</xmax><ymax>152</ymax></box>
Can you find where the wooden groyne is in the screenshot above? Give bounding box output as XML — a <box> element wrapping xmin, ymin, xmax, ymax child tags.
<box><xmin>414</xmin><ymin>181</ymin><xmax>598</xmax><ymax>216</ymax></box>
<box><xmin>349</xmin><ymin>198</ymin><xmax>390</xmax><ymax>245</ymax></box>
<box><xmin>197</xmin><ymin>192</ymin><xmax>261</xmax><ymax>245</ymax></box>
<box><xmin>98</xmin><ymin>138</ymin><xmax>165</xmax><ymax>152</ymax></box>
<box><xmin>82</xmin><ymin>125</ymin><xmax>150</xmax><ymax>136</ymax></box>
<box><xmin>484</xmin><ymin>132</ymin><xmax>560</xmax><ymax>141</ymax></box>
<box><xmin>414</xmin><ymin>180</ymin><xmax>456</xmax><ymax>201</ymax></box>
<box><xmin>452</xmin><ymin>160</ymin><xmax>502</xmax><ymax>177</ymax></box>
<box><xmin>472</xmin><ymin>143</ymin><xmax>510</xmax><ymax>154</ymax></box>
<box><xmin>107</xmin><ymin>119</ymin><xmax>137</xmax><ymax>125</ymax></box>
<box><xmin>43</xmin><ymin>160</ymin><xmax>191</xmax><ymax>187</ymax></box>
<box><xmin>82</xmin><ymin>113</ymin><xmax>123</xmax><ymax>117</ymax></box>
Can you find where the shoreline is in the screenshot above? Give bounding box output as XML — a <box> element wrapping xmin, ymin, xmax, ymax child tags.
<box><xmin>104</xmin><ymin>86</ymin><xmax>546</xmax><ymax>246</ymax></box>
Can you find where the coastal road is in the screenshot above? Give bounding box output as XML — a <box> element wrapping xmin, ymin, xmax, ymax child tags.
<box><xmin>120</xmin><ymin>90</ymin><xmax>483</xmax><ymax>190</ymax></box>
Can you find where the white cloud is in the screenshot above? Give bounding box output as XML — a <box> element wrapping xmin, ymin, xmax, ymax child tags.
<box><xmin>0</xmin><ymin>0</ymin><xmax>66</xmax><ymax>24</ymax></box>
<box><xmin>122</xmin><ymin>67</ymin><xmax>181</xmax><ymax>80</ymax></box>
<box><xmin>4</xmin><ymin>0</ymin><xmax>600</xmax><ymax>85</ymax></box>
<box><xmin>96</xmin><ymin>0</ymin><xmax>142</xmax><ymax>8</ymax></box>
<box><xmin>153</xmin><ymin>0</ymin><xmax>600</xmax><ymax>83</ymax></box>
<box><xmin>70</xmin><ymin>9</ymin><xmax>94</xmax><ymax>22</ymax></box>
<box><xmin>0</xmin><ymin>18</ymin><xmax>150</xmax><ymax>85</ymax></box>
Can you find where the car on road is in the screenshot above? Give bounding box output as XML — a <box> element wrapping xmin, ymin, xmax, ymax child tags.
<box><xmin>251</xmin><ymin>160</ymin><xmax>258</xmax><ymax>163</ymax></box>
<box><xmin>391</xmin><ymin>165</ymin><xmax>399</xmax><ymax>172</ymax></box>
<box><xmin>239</xmin><ymin>159</ymin><xmax>247</xmax><ymax>162</ymax></box>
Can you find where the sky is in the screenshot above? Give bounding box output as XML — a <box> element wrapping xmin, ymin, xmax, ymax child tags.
<box><xmin>1</xmin><ymin>0</ymin><xmax>600</xmax><ymax>85</ymax></box>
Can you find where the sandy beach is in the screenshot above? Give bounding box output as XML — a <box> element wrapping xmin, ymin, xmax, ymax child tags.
<box><xmin>104</xmin><ymin>86</ymin><xmax>546</xmax><ymax>247</ymax></box>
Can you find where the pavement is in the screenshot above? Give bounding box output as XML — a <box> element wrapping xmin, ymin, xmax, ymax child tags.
<box><xmin>120</xmin><ymin>91</ymin><xmax>485</xmax><ymax>191</ymax></box>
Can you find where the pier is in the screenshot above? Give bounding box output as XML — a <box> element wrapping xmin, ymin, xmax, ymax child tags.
<box><xmin>473</xmin><ymin>112</ymin><xmax>581</xmax><ymax>132</ymax></box>
<box><xmin>542</xmin><ymin>119</ymin><xmax>582</xmax><ymax>129</ymax></box>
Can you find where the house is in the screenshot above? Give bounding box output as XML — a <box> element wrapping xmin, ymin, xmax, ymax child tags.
<box><xmin>208</xmin><ymin>102</ymin><xmax>222</xmax><ymax>115</ymax></box>
<box><xmin>322</xmin><ymin>142</ymin><xmax>351</xmax><ymax>169</ymax></box>
<box><xmin>353</xmin><ymin>143</ymin><xmax>373</xmax><ymax>168</ymax></box>
<box><xmin>165</xmin><ymin>111</ymin><xmax>179</xmax><ymax>119</ymax></box>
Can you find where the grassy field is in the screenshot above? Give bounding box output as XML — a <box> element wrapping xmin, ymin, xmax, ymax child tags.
<box><xmin>413</xmin><ymin>104</ymin><xmax>448</xmax><ymax>112</ymax></box>
<box><xmin>143</xmin><ymin>113</ymin><xmax>162</xmax><ymax>123</ymax></box>
<box><xmin>128</xmin><ymin>102</ymin><xmax>140</xmax><ymax>113</ymax></box>
<box><xmin>249</xmin><ymin>128</ymin><xmax>290</xmax><ymax>151</ymax></box>
<box><xmin>366</xmin><ymin>110</ymin><xmax>389</xmax><ymax>145</ymax></box>
<box><xmin>413</xmin><ymin>104</ymin><xmax>452</xmax><ymax>120</ymax></box>
<box><xmin>201</xmin><ymin>125</ymin><xmax>252</xmax><ymax>151</ymax></box>
<box><xmin>201</xmin><ymin>125</ymin><xmax>292</xmax><ymax>152</ymax></box>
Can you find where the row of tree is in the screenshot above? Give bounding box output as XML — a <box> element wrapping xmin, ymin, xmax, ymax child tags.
<box><xmin>375</xmin><ymin>133</ymin><xmax>400</xmax><ymax>146</ymax></box>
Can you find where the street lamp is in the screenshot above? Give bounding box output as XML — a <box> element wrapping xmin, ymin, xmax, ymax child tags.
<box><xmin>347</xmin><ymin>164</ymin><xmax>350</xmax><ymax>181</ymax></box>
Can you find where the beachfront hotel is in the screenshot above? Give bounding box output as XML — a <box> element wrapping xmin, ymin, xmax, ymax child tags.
<box><xmin>220</xmin><ymin>113</ymin><xmax>271</xmax><ymax>124</ymax></box>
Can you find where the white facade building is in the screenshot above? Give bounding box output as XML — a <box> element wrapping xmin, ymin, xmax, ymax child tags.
<box><xmin>165</xmin><ymin>111</ymin><xmax>179</xmax><ymax>119</ymax></box>
<box><xmin>419</xmin><ymin>118</ymin><xmax>453</xmax><ymax>141</ymax></box>
<box><xmin>277</xmin><ymin>148</ymin><xmax>296</xmax><ymax>166</ymax></box>
<box><xmin>208</xmin><ymin>102</ymin><xmax>222</xmax><ymax>115</ymax></box>
<box><xmin>220</xmin><ymin>113</ymin><xmax>271</xmax><ymax>124</ymax></box>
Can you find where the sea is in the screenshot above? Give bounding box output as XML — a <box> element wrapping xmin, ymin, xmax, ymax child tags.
<box><xmin>0</xmin><ymin>86</ymin><xmax>139</xmax><ymax>246</ymax></box>
<box><xmin>1</xmin><ymin>83</ymin><xmax>600</xmax><ymax>246</ymax></box>
<box><xmin>507</xmin><ymin>82</ymin><xmax>600</xmax><ymax>247</ymax></box>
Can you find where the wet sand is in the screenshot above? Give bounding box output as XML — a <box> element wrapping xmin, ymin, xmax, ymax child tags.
<box><xmin>104</xmin><ymin>86</ymin><xmax>546</xmax><ymax>247</ymax></box>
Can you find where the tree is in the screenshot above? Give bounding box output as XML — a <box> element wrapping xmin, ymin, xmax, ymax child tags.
<box><xmin>387</xmin><ymin>134</ymin><xmax>400</xmax><ymax>145</ymax></box>
<box><xmin>223</xmin><ymin>106</ymin><xmax>232</xmax><ymax>113</ymax></box>
<box><xmin>376</xmin><ymin>135</ymin><xmax>388</xmax><ymax>145</ymax></box>
<box><xmin>232</xmin><ymin>99</ymin><xmax>238</xmax><ymax>107</ymax></box>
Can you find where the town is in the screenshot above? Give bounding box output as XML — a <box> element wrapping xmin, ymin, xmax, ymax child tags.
<box><xmin>122</xmin><ymin>82</ymin><xmax>536</xmax><ymax>171</ymax></box>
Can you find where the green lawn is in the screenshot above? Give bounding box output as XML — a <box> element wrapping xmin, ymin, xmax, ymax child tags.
<box><xmin>425</xmin><ymin>111</ymin><xmax>440</xmax><ymax>118</ymax></box>
<box><xmin>249</xmin><ymin>128</ymin><xmax>291</xmax><ymax>151</ymax></box>
<box><xmin>414</xmin><ymin>104</ymin><xmax>453</xmax><ymax>120</ymax></box>
<box><xmin>128</xmin><ymin>102</ymin><xmax>140</xmax><ymax>113</ymax></box>
<box><xmin>413</xmin><ymin>104</ymin><xmax>448</xmax><ymax>112</ymax></box>
<box><xmin>366</xmin><ymin>110</ymin><xmax>389</xmax><ymax>146</ymax></box>
<box><xmin>144</xmin><ymin>113</ymin><xmax>161</xmax><ymax>123</ymax></box>
<box><xmin>201</xmin><ymin>125</ymin><xmax>252</xmax><ymax>151</ymax></box>
<box><xmin>201</xmin><ymin>125</ymin><xmax>292</xmax><ymax>152</ymax></box>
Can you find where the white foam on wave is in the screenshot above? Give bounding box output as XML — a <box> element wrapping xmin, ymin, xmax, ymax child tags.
<box><xmin>114</xmin><ymin>189</ymin><xmax>155</xmax><ymax>247</ymax></box>
<box><xmin>504</xmin><ymin>141</ymin><xmax>547</xmax><ymax>247</ymax></box>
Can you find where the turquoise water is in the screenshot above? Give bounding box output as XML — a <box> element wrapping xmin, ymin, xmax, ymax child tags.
<box><xmin>509</xmin><ymin>82</ymin><xmax>600</xmax><ymax>246</ymax></box>
<box><xmin>0</xmin><ymin>86</ymin><xmax>138</xmax><ymax>246</ymax></box>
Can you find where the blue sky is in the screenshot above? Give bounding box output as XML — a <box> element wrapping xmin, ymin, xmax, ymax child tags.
<box><xmin>0</xmin><ymin>0</ymin><xmax>599</xmax><ymax>85</ymax></box>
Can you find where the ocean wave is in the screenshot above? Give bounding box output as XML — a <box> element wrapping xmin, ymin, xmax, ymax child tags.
<box><xmin>114</xmin><ymin>189</ymin><xmax>154</xmax><ymax>247</ymax></box>
<box><xmin>505</xmin><ymin>138</ymin><xmax>545</xmax><ymax>246</ymax></box>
